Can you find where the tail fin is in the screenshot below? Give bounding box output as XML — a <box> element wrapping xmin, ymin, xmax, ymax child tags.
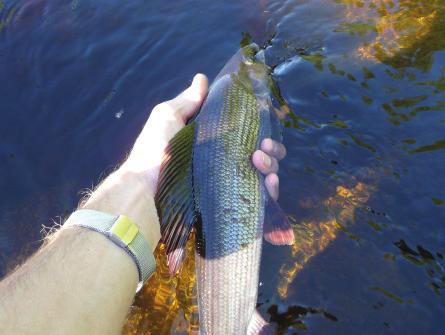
<box><xmin>247</xmin><ymin>310</ymin><xmax>275</xmax><ymax>335</ymax></box>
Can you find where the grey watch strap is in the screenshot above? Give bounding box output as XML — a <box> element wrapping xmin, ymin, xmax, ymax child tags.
<box><xmin>64</xmin><ymin>209</ymin><xmax>156</xmax><ymax>291</ymax></box>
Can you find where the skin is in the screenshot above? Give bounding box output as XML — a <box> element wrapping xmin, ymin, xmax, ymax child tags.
<box><xmin>0</xmin><ymin>74</ymin><xmax>286</xmax><ymax>335</ymax></box>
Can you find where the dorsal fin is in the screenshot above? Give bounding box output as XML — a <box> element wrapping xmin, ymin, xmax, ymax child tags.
<box><xmin>155</xmin><ymin>123</ymin><xmax>197</xmax><ymax>275</ymax></box>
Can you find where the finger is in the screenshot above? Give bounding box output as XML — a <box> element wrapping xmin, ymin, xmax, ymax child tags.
<box><xmin>167</xmin><ymin>73</ymin><xmax>208</xmax><ymax>123</ymax></box>
<box><xmin>265</xmin><ymin>173</ymin><xmax>279</xmax><ymax>201</ymax></box>
<box><xmin>260</xmin><ymin>138</ymin><xmax>286</xmax><ymax>161</ymax></box>
<box><xmin>252</xmin><ymin>150</ymin><xmax>279</xmax><ymax>174</ymax></box>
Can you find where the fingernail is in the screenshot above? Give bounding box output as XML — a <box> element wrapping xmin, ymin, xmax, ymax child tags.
<box><xmin>262</xmin><ymin>152</ymin><xmax>271</xmax><ymax>168</ymax></box>
<box><xmin>262</xmin><ymin>138</ymin><xmax>273</xmax><ymax>153</ymax></box>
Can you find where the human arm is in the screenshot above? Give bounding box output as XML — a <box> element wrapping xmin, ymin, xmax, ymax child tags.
<box><xmin>0</xmin><ymin>74</ymin><xmax>208</xmax><ymax>335</ymax></box>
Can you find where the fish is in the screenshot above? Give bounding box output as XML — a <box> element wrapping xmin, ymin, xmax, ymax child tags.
<box><xmin>155</xmin><ymin>43</ymin><xmax>294</xmax><ymax>335</ymax></box>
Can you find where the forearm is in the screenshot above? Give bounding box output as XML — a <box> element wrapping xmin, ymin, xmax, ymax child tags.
<box><xmin>0</xmin><ymin>227</ymin><xmax>138</xmax><ymax>335</ymax></box>
<box><xmin>0</xmin><ymin>169</ymin><xmax>159</xmax><ymax>335</ymax></box>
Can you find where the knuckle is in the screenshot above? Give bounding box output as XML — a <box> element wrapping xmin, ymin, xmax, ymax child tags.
<box><xmin>151</xmin><ymin>101</ymin><xmax>182</xmax><ymax>122</ymax></box>
<box><xmin>151</xmin><ymin>102</ymin><xmax>169</xmax><ymax>119</ymax></box>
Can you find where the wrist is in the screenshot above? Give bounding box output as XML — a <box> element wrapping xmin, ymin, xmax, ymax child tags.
<box><xmin>117</xmin><ymin>162</ymin><xmax>155</xmax><ymax>195</ymax></box>
<box><xmin>81</xmin><ymin>169</ymin><xmax>160</xmax><ymax>252</ymax></box>
<box><xmin>62</xmin><ymin>209</ymin><xmax>156</xmax><ymax>290</ymax></box>
<box><xmin>120</xmin><ymin>149</ymin><xmax>161</xmax><ymax>193</ymax></box>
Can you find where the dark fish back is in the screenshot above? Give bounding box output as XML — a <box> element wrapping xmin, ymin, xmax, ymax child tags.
<box><xmin>193</xmin><ymin>74</ymin><xmax>266</xmax><ymax>259</ymax></box>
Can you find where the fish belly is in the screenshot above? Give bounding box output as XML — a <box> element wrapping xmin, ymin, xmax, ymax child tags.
<box><xmin>196</xmin><ymin>238</ymin><xmax>262</xmax><ymax>334</ymax></box>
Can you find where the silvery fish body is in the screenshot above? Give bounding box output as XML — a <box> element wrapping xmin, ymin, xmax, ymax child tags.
<box><xmin>156</xmin><ymin>44</ymin><xmax>290</xmax><ymax>335</ymax></box>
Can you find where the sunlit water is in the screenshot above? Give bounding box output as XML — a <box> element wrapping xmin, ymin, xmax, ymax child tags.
<box><xmin>1</xmin><ymin>0</ymin><xmax>444</xmax><ymax>334</ymax></box>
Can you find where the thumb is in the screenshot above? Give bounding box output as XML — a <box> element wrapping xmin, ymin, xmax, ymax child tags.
<box><xmin>122</xmin><ymin>74</ymin><xmax>208</xmax><ymax>191</ymax></box>
<box><xmin>167</xmin><ymin>73</ymin><xmax>209</xmax><ymax>123</ymax></box>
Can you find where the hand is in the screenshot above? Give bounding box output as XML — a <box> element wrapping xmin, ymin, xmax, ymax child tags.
<box><xmin>81</xmin><ymin>75</ymin><xmax>207</xmax><ymax>250</ymax></box>
<box><xmin>121</xmin><ymin>74</ymin><xmax>209</xmax><ymax>194</ymax></box>
<box><xmin>252</xmin><ymin>139</ymin><xmax>287</xmax><ymax>201</ymax></box>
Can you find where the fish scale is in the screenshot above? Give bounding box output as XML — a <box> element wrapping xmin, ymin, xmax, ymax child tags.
<box><xmin>195</xmin><ymin>75</ymin><xmax>263</xmax><ymax>258</ymax></box>
<box><xmin>193</xmin><ymin>73</ymin><xmax>265</xmax><ymax>334</ymax></box>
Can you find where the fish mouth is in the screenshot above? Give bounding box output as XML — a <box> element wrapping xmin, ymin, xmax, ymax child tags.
<box><xmin>240</xmin><ymin>43</ymin><xmax>268</xmax><ymax>71</ymax></box>
<box><xmin>240</xmin><ymin>43</ymin><xmax>268</xmax><ymax>66</ymax></box>
<box><xmin>240</xmin><ymin>43</ymin><xmax>260</xmax><ymax>63</ymax></box>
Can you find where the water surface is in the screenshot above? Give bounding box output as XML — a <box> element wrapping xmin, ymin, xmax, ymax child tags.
<box><xmin>0</xmin><ymin>0</ymin><xmax>444</xmax><ymax>334</ymax></box>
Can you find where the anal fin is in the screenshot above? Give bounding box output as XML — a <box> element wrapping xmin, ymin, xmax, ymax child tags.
<box><xmin>155</xmin><ymin>122</ymin><xmax>197</xmax><ymax>275</ymax></box>
<box><xmin>264</xmin><ymin>197</ymin><xmax>295</xmax><ymax>245</ymax></box>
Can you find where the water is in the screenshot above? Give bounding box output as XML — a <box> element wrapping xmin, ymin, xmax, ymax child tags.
<box><xmin>1</xmin><ymin>0</ymin><xmax>444</xmax><ymax>334</ymax></box>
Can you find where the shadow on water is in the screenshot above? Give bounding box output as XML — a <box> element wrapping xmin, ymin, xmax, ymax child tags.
<box><xmin>0</xmin><ymin>0</ymin><xmax>444</xmax><ymax>334</ymax></box>
<box><xmin>267</xmin><ymin>304</ymin><xmax>338</xmax><ymax>334</ymax></box>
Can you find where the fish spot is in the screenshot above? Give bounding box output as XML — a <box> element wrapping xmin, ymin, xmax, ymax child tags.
<box><xmin>240</xmin><ymin>195</ymin><xmax>251</xmax><ymax>204</ymax></box>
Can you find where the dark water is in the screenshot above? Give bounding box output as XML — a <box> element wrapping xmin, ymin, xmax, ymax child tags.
<box><xmin>1</xmin><ymin>0</ymin><xmax>444</xmax><ymax>334</ymax></box>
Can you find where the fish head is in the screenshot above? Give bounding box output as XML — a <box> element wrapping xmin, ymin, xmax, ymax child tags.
<box><xmin>239</xmin><ymin>46</ymin><xmax>271</xmax><ymax>99</ymax></box>
<box><xmin>213</xmin><ymin>43</ymin><xmax>271</xmax><ymax>96</ymax></box>
<box><xmin>237</xmin><ymin>45</ymin><xmax>287</xmax><ymax>144</ymax></box>
<box><xmin>239</xmin><ymin>45</ymin><xmax>292</xmax><ymax>142</ymax></box>
<box><xmin>208</xmin><ymin>43</ymin><xmax>284</xmax><ymax>142</ymax></box>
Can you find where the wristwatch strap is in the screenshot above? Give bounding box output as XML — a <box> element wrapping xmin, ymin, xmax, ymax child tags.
<box><xmin>63</xmin><ymin>209</ymin><xmax>156</xmax><ymax>291</ymax></box>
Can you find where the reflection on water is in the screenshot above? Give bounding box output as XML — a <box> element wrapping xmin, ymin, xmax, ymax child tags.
<box><xmin>393</xmin><ymin>239</ymin><xmax>445</xmax><ymax>296</ymax></box>
<box><xmin>123</xmin><ymin>235</ymin><xmax>198</xmax><ymax>335</ymax></box>
<box><xmin>278</xmin><ymin>179</ymin><xmax>376</xmax><ymax>299</ymax></box>
<box><xmin>337</xmin><ymin>0</ymin><xmax>445</xmax><ymax>70</ymax></box>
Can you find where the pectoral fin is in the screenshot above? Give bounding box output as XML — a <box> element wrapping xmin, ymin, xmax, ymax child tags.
<box><xmin>155</xmin><ymin>123</ymin><xmax>197</xmax><ymax>275</ymax></box>
<box><xmin>263</xmin><ymin>197</ymin><xmax>295</xmax><ymax>245</ymax></box>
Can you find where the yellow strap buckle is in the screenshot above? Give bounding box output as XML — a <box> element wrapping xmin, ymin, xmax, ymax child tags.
<box><xmin>110</xmin><ymin>215</ymin><xmax>139</xmax><ymax>246</ymax></box>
